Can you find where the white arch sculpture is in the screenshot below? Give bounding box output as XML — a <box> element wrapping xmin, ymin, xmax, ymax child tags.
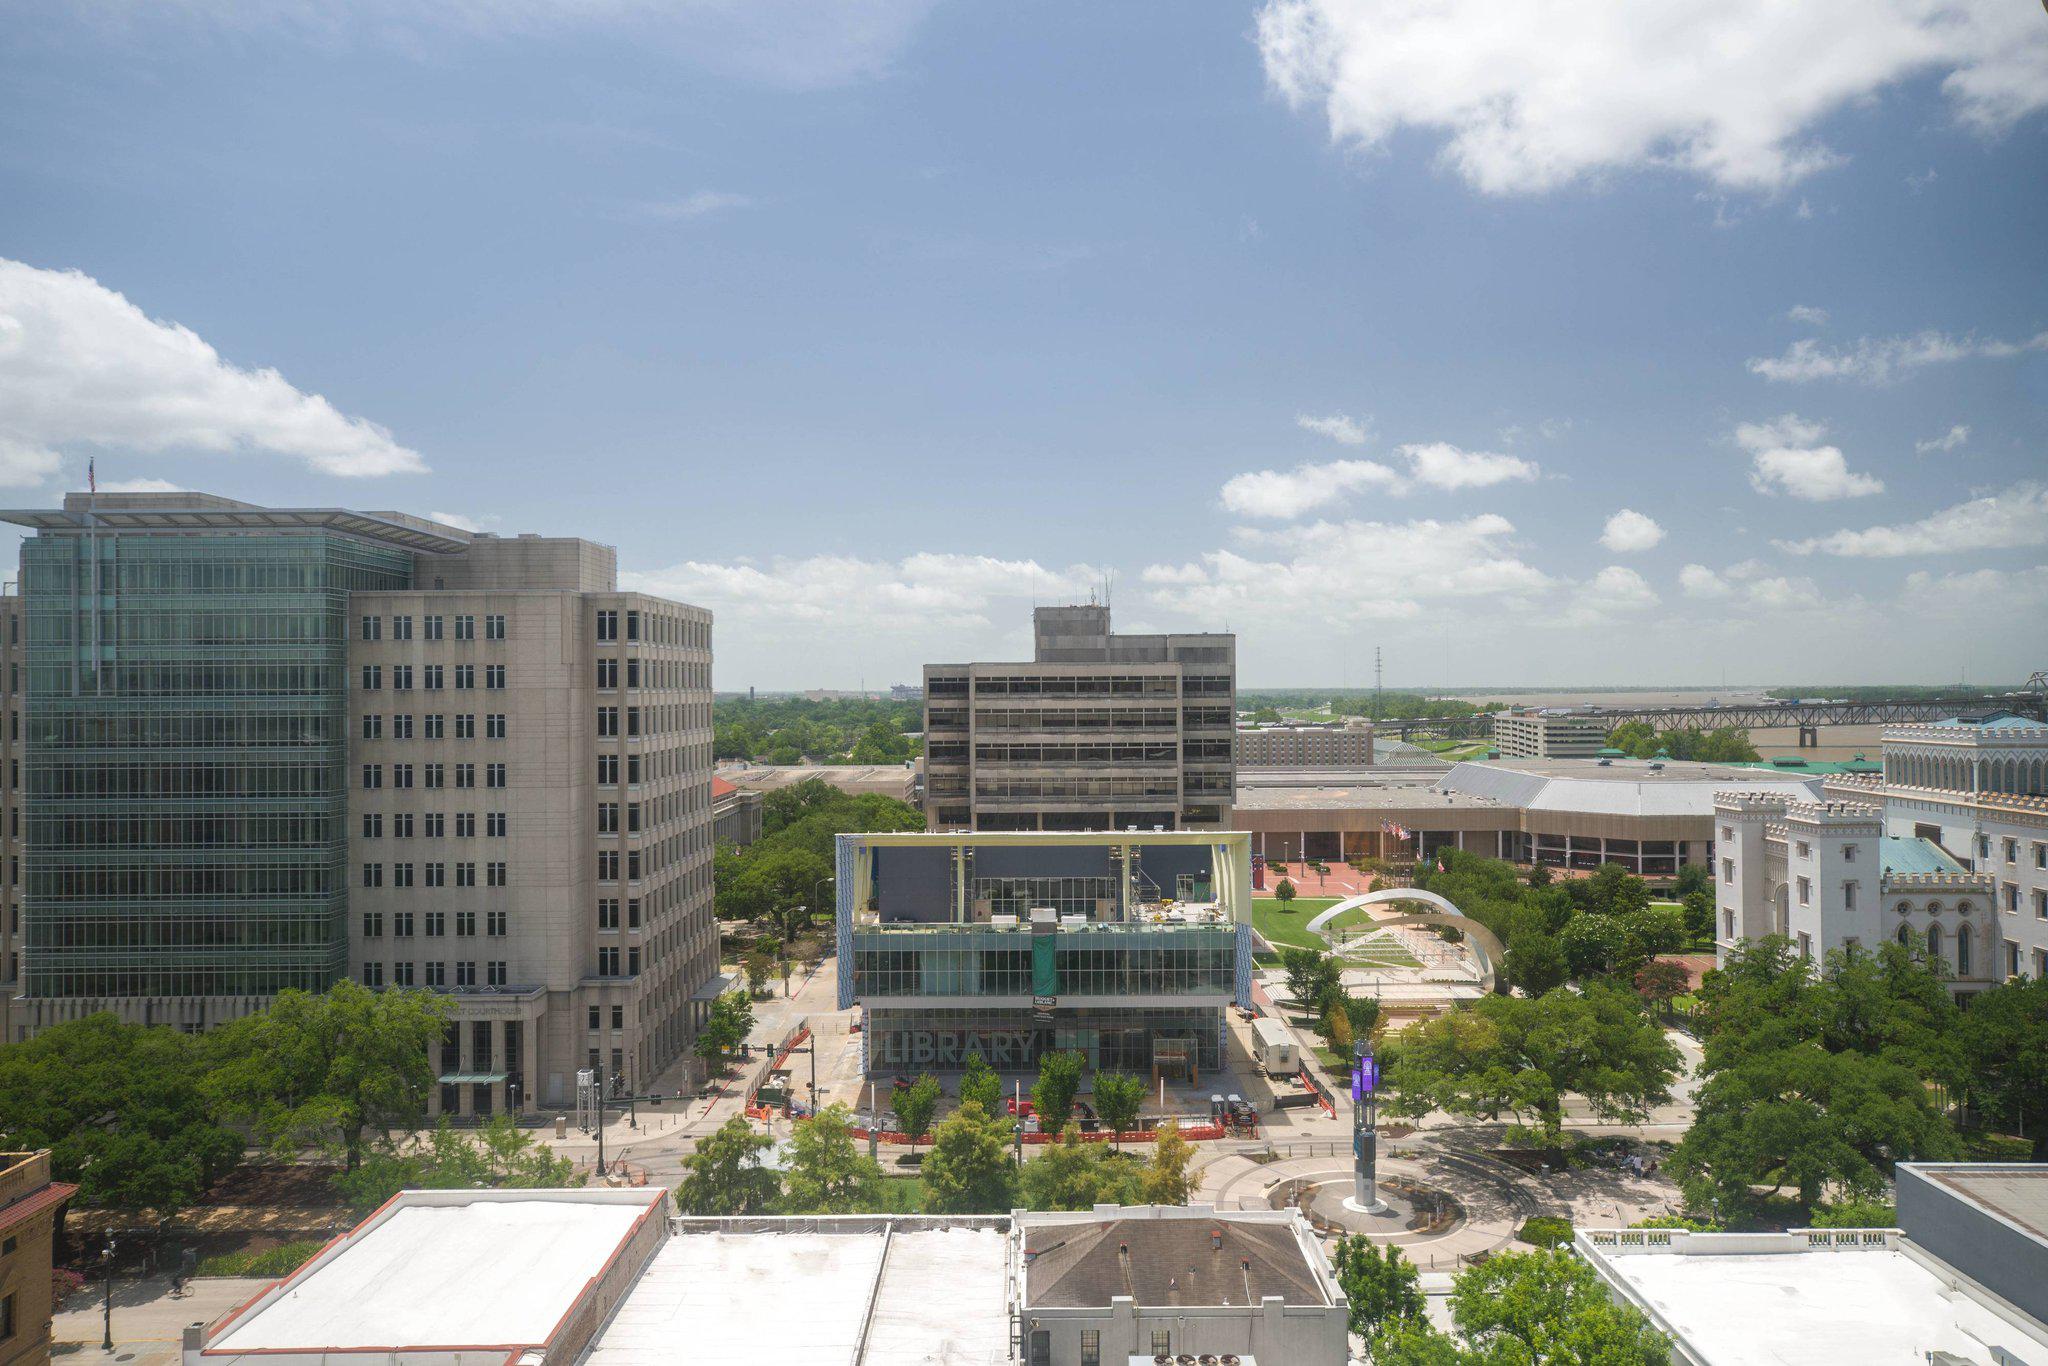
<box><xmin>1304</xmin><ymin>889</ymin><xmax>1504</xmax><ymax>993</ymax></box>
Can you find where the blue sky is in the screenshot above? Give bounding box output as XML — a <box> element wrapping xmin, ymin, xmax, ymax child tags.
<box><xmin>1</xmin><ymin>0</ymin><xmax>2044</xmax><ymax>689</ymax></box>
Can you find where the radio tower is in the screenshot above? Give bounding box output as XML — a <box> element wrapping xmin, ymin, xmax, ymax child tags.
<box><xmin>1373</xmin><ymin>645</ymin><xmax>1383</xmax><ymax>720</ymax></box>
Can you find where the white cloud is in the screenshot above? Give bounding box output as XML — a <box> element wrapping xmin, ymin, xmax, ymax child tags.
<box><xmin>1738</xmin><ymin>415</ymin><xmax>1883</xmax><ymax>500</ymax></box>
<box><xmin>1562</xmin><ymin>565</ymin><xmax>1659</xmax><ymax>625</ymax></box>
<box><xmin>1914</xmin><ymin>424</ymin><xmax>1971</xmax><ymax>455</ymax></box>
<box><xmin>1219</xmin><ymin>441</ymin><xmax>1537</xmax><ymax>518</ymax></box>
<box><xmin>98</xmin><ymin>477</ymin><xmax>185</xmax><ymax>493</ymax></box>
<box><xmin>1297</xmin><ymin>412</ymin><xmax>1369</xmax><ymax>445</ymax></box>
<box><xmin>428</xmin><ymin>511</ymin><xmax>487</xmax><ymax>533</ymax></box>
<box><xmin>623</xmin><ymin>551</ymin><xmax>1103</xmax><ymax>630</ymax></box>
<box><xmin>1144</xmin><ymin>513</ymin><xmax>1553</xmax><ymax>624</ymax></box>
<box><xmin>0</xmin><ymin>259</ymin><xmax>424</xmax><ymax>481</ymax></box>
<box><xmin>1678</xmin><ymin>560</ymin><xmax>1824</xmax><ymax>610</ymax></box>
<box><xmin>1599</xmin><ymin>508</ymin><xmax>1665</xmax><ymax>553</ymax></box>
<box><xmin>1255</xmin><ymin>0</ymin><xmax>2048</xmax><ymax>194</ymax></box>
<box><xmin>1678</xmin><ymin>564</ymin><xmax>1732</xmax><ymax>599</ymax></box>
<box><xmin>1778</xmin><ymin>482</ymin><xmax>2048</xmax><ymax>557</ymax></box>
<box><xmin>1899</xmin><ymin>564</ymin><xmax>2048</xmax><ymax>613</ymax></box>
<box><xmin>1219</xmin><ymin>458</ymin><xmax>1403</xmax><ymax>518</ymax></box>
<box><xmin>1748</xmin><ymin>329</ymin><xmax>2048</xmax><ymax>384</ymax></box>
<box><xmin>0</xmin><ymin>437</ymin><xmax>63</xmax><ymax>488</ymax></box>
<box><xmin>627</xmin><ymin>190</ymin><xmax>754</xmax><ymax>221</ymax></box>
<box><xmin>1400</xmin><ymin>442</ymin><xmax>1538</xmax><ymax>491</ymax></box>
<box><xmin>1786</xmin><ymin>304</ymin><xmax>1830</xmax><ymax>326</ymax></box>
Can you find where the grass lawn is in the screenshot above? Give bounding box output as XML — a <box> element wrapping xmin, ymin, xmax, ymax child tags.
<box><xmin>1253</xmin><ymin>896</ymin><xmax>1425</xmax><ymax>964</ymax></box>
<box><xmin>1253</xmin><ymin>897</ymin><xmax>1342</xmax><ymax>950</ymax></box>
<box><xmin>872</xmin><ymin>1175</ymin><xmax>927</xmax><ymax>1211</ymax></box>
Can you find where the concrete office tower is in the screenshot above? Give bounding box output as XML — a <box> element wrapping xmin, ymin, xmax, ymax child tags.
<box><xmin>1493</xmin><ymin>710</ymin><xmax>1610</xmax><ymax>758</ymax></box>
<box><xmin>923</xmin><ymin>604</ymin><xmax>1235</xmax><ymax>832</ymax></box>
<box><xmin>1</xmin><ymin>493</ymin><xmax>717</xmax><ymax>1117</ymax></box>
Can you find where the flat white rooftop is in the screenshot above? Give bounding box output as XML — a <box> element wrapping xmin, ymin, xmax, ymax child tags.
<box><xmin>584</xmin><ymin>1223</ymin><xmax>1010</xmax><ymax>1366</ymax></box>
<box><xmin>212</xmin><ymin>1195</ymin><xmax>656</xmax><ymax>1352</ymax></box>
<box><xmin>1582</xmin><ymin>1231</ymin><xmax>2048</xmax><ymax>1366</ymax></box>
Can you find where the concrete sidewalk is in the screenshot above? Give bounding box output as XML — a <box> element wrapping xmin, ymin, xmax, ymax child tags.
<box><xmin>55</xmin><ymin>1277</ymin><xmax>269</xmax><ymax>1366</ymax></box>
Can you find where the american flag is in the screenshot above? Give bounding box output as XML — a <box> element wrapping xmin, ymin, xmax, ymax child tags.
<box><xmin>1381</xmin><ymin>821</ymin><xmax>1410</xmax><ymax>841</ymax></box>
<box><xmin>88</xmin><ymin>458</ymin><xmax>96</xmax><ymax>494</ymax></box>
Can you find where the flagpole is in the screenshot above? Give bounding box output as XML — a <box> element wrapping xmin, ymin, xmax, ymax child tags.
<box><xmin>88</xmin><ymin>459</ymin><xmax>100</xmax><ymax>695</ymax></box>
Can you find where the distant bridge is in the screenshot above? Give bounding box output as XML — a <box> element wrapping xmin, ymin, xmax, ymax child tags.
<box><xmin>1374</xmin><ymin>691</ymin><xmax>2045</xmax><ymax>742</ymax></box>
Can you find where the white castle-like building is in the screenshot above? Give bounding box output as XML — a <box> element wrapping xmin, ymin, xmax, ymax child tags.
<box><xmin>1716</xmin><ymin>713</ymin><xmax>2048</xmax><ymax>991</ymax></box>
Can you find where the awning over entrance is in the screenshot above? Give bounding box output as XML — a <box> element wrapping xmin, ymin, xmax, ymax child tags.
<box><xmin>689</xmin><ymin>972</ymin><xmax>737</xmax><ymax>1002</ymax></box>
<box><xmin>437</xmin><ymin>1072</ymin><xmax>508</xmax><ymax>1085</ymax></box>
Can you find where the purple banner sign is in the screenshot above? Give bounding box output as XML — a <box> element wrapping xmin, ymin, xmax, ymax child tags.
<box><xmin>1351</xmin><ymin>1054</ymin><xmax>1379</xmax><ymax>1100</ymax></box>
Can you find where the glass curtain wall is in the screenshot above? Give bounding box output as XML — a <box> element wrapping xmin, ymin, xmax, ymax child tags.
<box><xmin>22</xmin><ymin>531</ymin><xmax>413</xmax><ymax>1000</ymax></box>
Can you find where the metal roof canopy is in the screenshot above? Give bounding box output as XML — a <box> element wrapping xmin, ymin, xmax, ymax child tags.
<box><xmin>0</xmin><ymin>505</ymin><xmax>472</xmax><ymax>555</ymax></box>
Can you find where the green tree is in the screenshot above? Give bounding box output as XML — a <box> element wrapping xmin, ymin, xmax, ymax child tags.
<box><xmin>206</xmin><ymin>982</ymin><xmax>450</xmax><ymax>1172</ymax></box>
<box><xmin>1321</xmin><ymin>1002</ymin><xmax>1354</xmax><ymax>1054</ymax></box>
<box><xmin>1634</xmin><ymin>959</ymin><xmax>1692</xmax><ymax>1019</ymax></box>
<box><xmin>334</xmin><ymin>1116</ymin><xmax>575</xmax><ymax>1212</ymax></box>
<box><xmin>1341</xmin><ymin>993</ymin><xmax>1383</xmax><ymax>1044</ymax></box>
<box><xmin>1505</xmin><ymin>932</ymin><xmax>1569</xmax><ymax>995</ymax></box>
<box><xmin>1681</xmin><ymin>888</ymin><xmax>1717</xmax><ymax>946</ymax></box>
<box><xmin>1331</xmin><ymin>1236</ymin><xmax>1424</xmax><ymax>1337</ymax></box>
<box><xmin>1560</xmin><ymin>912</ymin><xmax>1639</xmax><ymax>979</ymax></box>
<box><xmin>675</xmin><ymin>1116</ymin><xmax>781</xmax><ymax>1215</ymax></box>
<box><xmin>1032</xmin><ymin>1050</ymin><xmax>1086</xmax><ymax>1132</ymax></box>
<box><xmin>1580</xmin><ymin>862</ymin><xmax>1652</xmax><ymax>918</ymax></box>
<box><xmin>958</xmin><ymin>1052</ymin><xmax>1004</xmax><ymax>1116</ymax></box>
<box><xmin>0</xmin><ymin>1014</ymin><xmax>243</xmax><ymax>1215</ymax></box>
<box><xmin>1091</xmin><ymin>1071</ymin><xmax>1146</xmax><ymax>1149</ymax></box>
<box><xmin>1281</xmin><ymin>946</ymin><xmax>1344</xmax><ymax>1017</ymax></box>
<box><xmin>1136</xmin><ymin>1119</ymin><xmax>1195</xmax><ymax>1205</ymax></box>
<box><xmin>1673</xmin><ymin>863</ymin><xmax>1713</xmax><ymax>899</ymax></box>
<box><xmin>1273</xmin><ymin>876</ymin><xmax>1297</xmax><ymax>905</ymax></box>
<box><xmin>742</xmin><ymin>946</ymin><xmax>776</xmax><ymax>997</ymax></box>
<box><xmin>783</xmin><ymin>1104</ymin><xmax>885</xmax><ymax>1213</ymax></box>
<box><xmin>694</xmin><ymin>991</ymin><xmax>756</xmax><ymax>1071</ymax></box>
<box><xmin>1384</xmin><ymin>986</ymin><xmax>1680</xmax><ymax>1147</ymax></box>
<box><xmin>1450</xmin><ymin>1249</ymin><xmax>1671</xmax><ymax>1364</ymax></box>
<box><xmin>894</xmin><ymin>1072</ymin><xmax>943</xmax><ymax>1151</ymax></box>
<box><xmin>921</xmin><ymin>1101</ymin><xmax>1018</xmax><ymax>1213</ymax></box>
<box><xmin>1673</xmin><ymin>1043</ymin><xmax>1957</xmax><ymax>1219</ymax></box>
<box><xmin>1959</xmin><ymin>975</ymin><xmax>2048</xmax><ymax>1158</ymax></box>
<box><xmin>1811</xmin><ymin>1198</ymin><xmax>1896</xmax><ymax>1228</ymax></box>
<box><xmin>1019</xmin><ymin>1126</ymin><xmax>1141</xmax><ymax>1210</ymax></box>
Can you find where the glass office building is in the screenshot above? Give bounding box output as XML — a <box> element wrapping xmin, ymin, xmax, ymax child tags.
<box><xmin>837</xmin><ymin>830</ymin><xmax>1253</xmax><ymax>1079</ymax></box>
<box><xmin>9</xmin><ymin>498</ymin><xmax>441</xmax><ymax>1015</ymax></box>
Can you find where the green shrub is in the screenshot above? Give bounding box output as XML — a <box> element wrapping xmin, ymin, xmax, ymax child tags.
<box><xmin>195</xmin><ymin>1239</ymin><xmax>327</xmax><ymax>1279</ymax></box>
<box><xmin>1517</xmin><ymin>1216</ymin><xmax>1575</xmax><ymax>1248</ymax></box>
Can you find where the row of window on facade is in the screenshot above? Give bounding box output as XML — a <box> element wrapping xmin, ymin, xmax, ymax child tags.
<box><xmin>361</xmin><ymin>613</ymin><xmax>506</xmax><ymax>641</ymax></box>
<box><xmin>362</xmin><ymin>811</ymin><xmax>508</xmax><ymax>838</ymax></box>
<box><xmin>362</xmin><ymin>713</ymin><xmax>507</xmax><ymax>740</ymax></box>
<box><xmin>1974</xmin><ymin>833</ymin><xmax>2048</xmax><ymax>868</ymax></box>
<box><xmin>360</xmin><ymin>861</ymin><xmax>508</xmax><ymax>887</ymax></box>
<box><xmin>362</xmin><ymin>908</ymin><xmax>508</xmax><ymax>936</ymax></box>
<box><xmin>362</xmin><ymin>762</ymin><xmax>508</xmax><ymax>789</ymax></box>
<box><xmin>360</xmin><ymin>959</ymin><xmax>508</xmax><ymax>988</ymax></box>
<box><xmin>360</xmin><ymin>663</ymin><xmax>505</xmax><ymax>690</ymax></box>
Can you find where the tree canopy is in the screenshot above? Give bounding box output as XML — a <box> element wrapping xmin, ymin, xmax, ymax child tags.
<box><xmin>204</xmin><ymin>981</ymin><xmax>449</xmax><ymax>1172</ymax></box>
<box><xmin>334</xmin><ymin>1116</ymin><xmax>574</xmax><ymax>1212</ymax></box>
<box><xmin>1674</xmin><ymin>938</ymin><xmax>1965</xmax><ymax>1221</ymax></box>
<box><xmin>0</xmin><ymin>1013</ymin><xmax>243</xmax><ymax>1215</ymax></box>
<box><xmin>1384</xmin><ymin>985</ymin><xmax>1681</xmax><ymax>1146</ymax></box>
<box><xmin>783</xmin><ymin>1104</ymin><xmax>885</xmax><ymax>1213</ymax></box>
<box><xmin>1368</xmin><ymin>1249</ymin><xmax>1670</xmax><ymax>1364</ymax></box>
<box><xmin>713</xmin><ymin>778</ymin><xmax>922</xmax><ymax>923</ymax></box>
<box><xmin>675</xmin><ymin>1116</ymin><xmax>781</xmax><ymax>1215</ymax></box>
<box><xmin>921</xmin><ymin>1101</ymin><xmax>1018</xmax><ymax>1214</ymax></box>
<box><xmin>714</xmin><ymin>696</ymin><xmax>922</xmax><ymax>765</ymax></box>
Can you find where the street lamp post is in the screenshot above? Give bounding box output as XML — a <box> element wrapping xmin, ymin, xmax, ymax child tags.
<box><xmin>100</xmin><ymin>1238</ymin><xmax>116</xmax><ymax>1352</ymax></box>
<box><xmin>1348</xmin><ymin>1043</ymin><xmax>1385</xmax><ymax>1215</ymax></box>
